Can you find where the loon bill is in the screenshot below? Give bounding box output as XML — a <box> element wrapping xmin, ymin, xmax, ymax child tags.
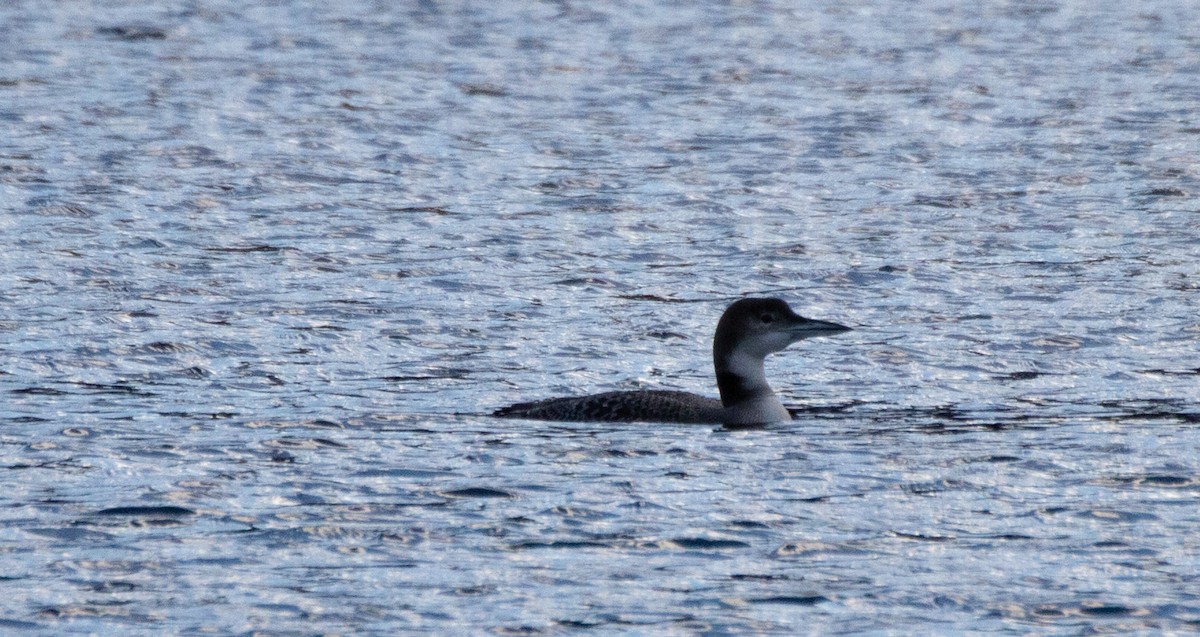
<box><xmin>493</xmin><ymin>298</ymin><xmax>850</xmax><ymax>425</ymax></box>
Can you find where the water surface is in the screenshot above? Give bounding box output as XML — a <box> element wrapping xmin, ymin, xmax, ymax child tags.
<box><xmin>2</xmin><ymin>0</ymin><xmax>1198</xmax><ymax>634</ymax></box>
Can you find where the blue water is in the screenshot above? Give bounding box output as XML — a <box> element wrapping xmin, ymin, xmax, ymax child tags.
<box><xmin>2</xmin><ymin>0</ymin><xmax>1198</xmax><ymax>634</ymax></box>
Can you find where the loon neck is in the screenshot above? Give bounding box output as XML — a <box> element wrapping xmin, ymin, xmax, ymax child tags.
<box><xmin>714</xmin><ymin>350</ymin><xmax>775</xmax><ymax>407</ymax></box>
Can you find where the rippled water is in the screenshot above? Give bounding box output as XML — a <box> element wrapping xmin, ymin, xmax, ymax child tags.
<box><xmin>2</xmin><ymin>0</ymin><xmax>1199</xmax><ymax>634</ymax></box>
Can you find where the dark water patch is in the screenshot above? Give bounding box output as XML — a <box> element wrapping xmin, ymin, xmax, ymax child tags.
<box><xmin>553</xmin><ymin>276</ymin><xmax>620</xmax><ymax>288</ymax></box>
<box><xmin>459</xmin><ymin>83</ymin><xmax>508</xmax><ymax>97</ymax></box>
<box><xmin>728</xmin><ymin>520</ymin><xmax>771</xmax><ymax>529</ymax></box>
<box><xmin>203</xmin><ymin>244</ymin><xmax>289</xmax><ymax>253</ymax></box>
<box><xmin>994</xmin><ymin>370</ymin><xmax>1042</xmax><ymax>381</ymax></box>
<box><xmin>38</xmin><ymin>604</ymin><xmax>137</xmax><ymax>620</ymax></box>
<box><xmin>94</xmin><ymin>506</ymin><xmax>196</xmax><ymax>517</ymax></box>
<box><xmin>730</xmin><ymin>573</ymin><xmax>795</xmax><ymax>581</ymax></box>
<box><xmin>1013</xmin><ymin>601</ymin><xmax>1151</xmax><ymax>621</ymax></box>
<box><xmin>10</xmin><ymin>386</ymin><xmax>69</xmax><ymax>396</ymax></box>
<box><xmin>389</xmin><ymin>268</ymin><xmax>442</xmax><ymax>280</ymax></box>
<box><xmin>138</xmin><ymin>341</ymin><xmax>190</xmax><ymax>354</ymax></box>
<box><xmin>30</xmin><ymin>204</ymin><xmax>97</xmax><ymax>218</ymax></box>
<box><xmin>7</xmin><ymin>459</ymin><xmax>91</xmax><ymax>472</ymax></box>
<box><xmin>511</xmin><ymin>540</ymin><xmax>613</xmax><ymax>550</ymax></box>
<box><xmin>788</xmin><ymin>495</ymin><xmax>838</xmax><ymax>503</ymax></box>
<box><xmin>4</xmin><ymin>415</ymin><xmax>50</xmax><ymax>424</ymax></box>
<box><xmin>981</xmin><ymin>533</ymin><xmax>1037</xmax><ymax>541</ymax></box>
<box><xmin>384</xmin><ymin>205</ymin><xmax>454</xmax><ymax>215</ymax></box>
<box><xmin>602</xmin><ymin>448</ymin><xmax>658</xmax><ymax>458</ymax></box>
<box><xmin>0</xmin><ymin>618</ymin><xmax>42</xmax><ymax>630</ymax></box>
<box><xmin>554</xmin><ymin>611</ymin><xmax>698</xmax><ymax>630</ymax></box>
<box><xmin>902</xmin><ymin>480</ymin><xmax>971</xmax><ymax>496</ymax></box>
<box><xmin>820</xmin><ymin>401</ymin><xmax>1193</xmax><ymax>435</ymax></box>
<box><xmin>247</xmin><ymin>419</ymin><xmax>347</xmax><ymax>430</ymax></box>
<box><xmin>645</xmin><ymin>330</ymin><xmax>688</xmax><ymax>340</ymax></box>
<box><xmin>1090</xmin><ymin>540</ymin><xmax>1131</xmax><ymax>549</ymax></box>
<box><xmin>1137</xmin><ymin>367</ymin><xmax>1200</xmax><ymax>376</ymax></box>
<box><xmin>615</xmin><ymin>294</ymin><xmax>690</xmax><ymax>303</ymax></box>
<box><xmin>383</xmin><ymin>367</ymin><xmax>473</xmax><ymax>382</ymax></box>
<box><xmin>96</xmin><ymin>25</ymin><xmax>168</xmax><ymax>41</ymax></box>
<box><xmin>1079</xmin><ymin>603</ymin><xmax>1142</xmax><ymax>617</ymax></box>
<box><xmin>911</xmin><ymin>194</ymin><xmax>975</xmax><ymax>208</ymax></box>
<box><xmin>157</xmin><ymin>410</ymin><xmax>238</xmax><ymax>420</ymax></box>
<box><xmin>72</xmin><ymin>382</ymin><xmax>156</xmax><ymax>397</ymax></box>
<box><xmin>287</xmin><ymin>323</ymin><xmax>349</xmax><ymax>333</ymax></box>
<box><xmin>1095</xmin><ymin>398</ymin><xmax>1200</xmax><ymax>424</ymax></box>
<box><xmin>280</xmin><ymin>172</ymin><xmax>372</xmax><ymax>186</ymax></box>
<box><xmin>1103</xmin><ymin>474</ymin><xmax>1198</xmax><ymax>489</ymax></box>
<box><xmin>1131</xmin><ymin>475</ymin><xmax>1196</xmax><ymax>488</ymax></box>
<box><xmin>451</xmin><ymin>584</ymin><xmax>497</xmax><ymax>596</ymax></box>
<box><xmin>748</xmin><ymin>595</ymin><xmax>828</xmax><ymax>606</ymax></box>
<box><xmin>357</xmin><ymin>468</ymin><xmax>456</xmax><ymax>478</ymax></box>
<box><xmin>975</xmin><ymin>455</ymin><xmax>1022</xmax><ymax>463</ymax></box>
<box><xmin>891</xmin><ymin>531</ymin><xmax>955</xmax><ymax>542</ymax></box>
<box><xmin>546</xmin><ymin>506</ymin><xmax>616</xmax><ymax>520</ymax></box>
<box><xmin>77</xmin><ymin>580</ymin><xmax>140</xmax><ymax>593</ymax></box>
<box><xmin>788</xmin><ymin>401</ymin><xmax>864</xmax><ymax>418</ymax></box>
<box><xmin>1136</xmin><ymin>187</ymin><xmax>1187</xmax><ymax>197</ymax></box>
<box><xmin>442</xmin><ymin>487</ymin><xmax>515</xmax><ymax>499</ymax></box>
<box><xmin>667</xmin><ymin>537</ymin><xmax>752</xmax><ymax>550</ymax></box>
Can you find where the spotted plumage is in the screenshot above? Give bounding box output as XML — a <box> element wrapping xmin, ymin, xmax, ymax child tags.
<box><xmin>494</xmin><ymin>390</ymin><xmax>725</xmax><ymax>423</ymax></box>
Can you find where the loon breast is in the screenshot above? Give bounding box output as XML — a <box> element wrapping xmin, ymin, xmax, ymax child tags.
<box><xmin>493</xmin><ymin>297</ymin><xmax>850</xmax><ymax>425</ymax></box>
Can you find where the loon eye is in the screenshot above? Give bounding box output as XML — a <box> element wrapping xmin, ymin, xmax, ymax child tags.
<box><xmin>760</xmin><ymin>313</ymin><xmax>775</xmax><ymax>324</ymax></box>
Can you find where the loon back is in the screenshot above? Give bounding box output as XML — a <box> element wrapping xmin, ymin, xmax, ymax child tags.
<box><xmin>493</xmin><ymin>390</ymin><xmax>725</xmax><ymax>423</ymax></box>
<box><xmin>493</xmin><ymin>297</ymin><xmax>850</xmax><ymax>425</ymax></box>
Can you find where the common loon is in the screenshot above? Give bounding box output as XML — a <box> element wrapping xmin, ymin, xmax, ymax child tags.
<box><xmin>493</xmin><ymin>298</ymin><xmax>850</xmax><ymax>425</ymax></box>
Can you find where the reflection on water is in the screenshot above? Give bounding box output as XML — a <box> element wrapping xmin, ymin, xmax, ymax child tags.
<box><xmin>2</xmin><ymin>0</ymin><xmax>1198</xmax><ymax>633</ymax></box>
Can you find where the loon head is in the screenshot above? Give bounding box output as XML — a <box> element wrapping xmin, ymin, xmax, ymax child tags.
<box><xmin>714</xmin><ymin>298</ymin><xmax>850</xmax><ymax>359</ymax></box>
<box><xmin>712</xmin><ymin>298</ymin><xmax>850</xmax><ymax>407</ymax></box>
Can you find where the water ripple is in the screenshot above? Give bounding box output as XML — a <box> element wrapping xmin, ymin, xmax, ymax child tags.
<box><xmin>2</xmin><ymin>0</ymin><xmax>1198</xmax><ymax>633</ymax></box>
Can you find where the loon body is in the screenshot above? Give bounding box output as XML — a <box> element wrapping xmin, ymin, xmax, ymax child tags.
<box><xmin>494</xmin><ymin>298</ymin><xmax>850</xmax><ymax>425</ymax></box>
